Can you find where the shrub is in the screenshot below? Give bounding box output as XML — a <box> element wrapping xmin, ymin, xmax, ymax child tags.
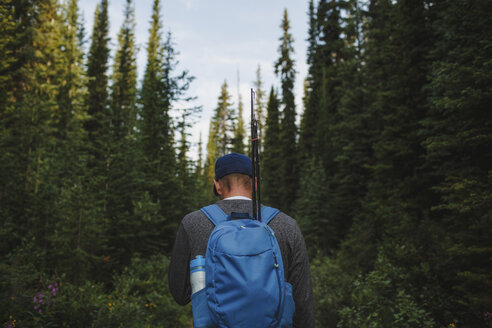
<box><xmin>337</xmin><ymin>253</ymin><xmax>435</xmax><ymax>328</ymax></box>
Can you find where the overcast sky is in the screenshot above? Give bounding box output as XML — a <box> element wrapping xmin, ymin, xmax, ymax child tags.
<box><xmin>79</xmin><ymin>0</ymin><xmax>309</xmax><ymax>158</ymax></box>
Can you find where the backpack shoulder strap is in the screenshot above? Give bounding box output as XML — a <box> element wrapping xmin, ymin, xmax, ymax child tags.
<box><xmin>201</xmin><ymin>204</ymin><xmax>228</xmax><ymax>226</ymax></box>
<box><xmin>261</xmin><ymin>206</ymin><xmax>280</xmax><ymax>225</ymax></box>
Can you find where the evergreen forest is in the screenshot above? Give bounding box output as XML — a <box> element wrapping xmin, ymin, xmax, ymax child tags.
<box><xmin>1</xmin><ymin>0</ymin><xmax>491</xmax><ymax>327</ymax></box>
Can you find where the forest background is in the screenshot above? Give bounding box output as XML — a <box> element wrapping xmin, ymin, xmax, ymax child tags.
<box><xmin>1</xmin><ymin>0</ymin><xmax>491</xmax><ymax>327</ymax></box>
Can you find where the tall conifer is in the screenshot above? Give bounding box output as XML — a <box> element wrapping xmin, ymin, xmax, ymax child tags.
<box><xmin>110</xmin><ymin>0</ymin><xmax>137</xmax><ymax>139</ymax></box>
<box><xmin>299</xmin><ymin>0</ymin><xmax>319</xmax><ymax>161</ymax></box>
<box><xmin>422</xmin><ymin>0</ymin><xmax>492</xmax><ymax>323</ymax></box>
<box><xmin>232</xmin><ymin>72</ymin><xmax>246</xmax><ymax>154</ymax></box>
<box><xmin>106</xmin><ymin>0</ymin><xmax>140</xmax><ymax>266</ymax></box>
<box><xmin>204</xmin><ymin>81</ymin><xmax>235</xmax><ymax>201</ymax></box>
<box><xmin>138</xmin><ymin>0</ymin><xmax>192</xmax><ymax>252</ymax></box>
<box><xmin>262</xmin><ymin>87</ymin><xmax>282</xmax><ymax>208</ymax></box>
<box><xmin>253</xmin><ymin>65</ymin><xmax>266</xmax><ymax>151</ymax></box>
<box><xmin>274</xmin><ymin>9</ymin><xmax>298</xmax><ymax>213</ymax></box>
<box><xmin>85</xmin><ymin>0</ymin><xmax>110</xmax><ymax>151</ymax></box>
<box><xmin>209</xmin><ymin>81</ymin><xmax>235</xmax><ymax>157</ymax></box>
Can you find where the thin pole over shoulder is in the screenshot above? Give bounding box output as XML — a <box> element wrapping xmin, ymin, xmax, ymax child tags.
<box><xmin>251</xmin><ymin>88</ymin><xmax>262</xmax><ymax>221</ymax></box>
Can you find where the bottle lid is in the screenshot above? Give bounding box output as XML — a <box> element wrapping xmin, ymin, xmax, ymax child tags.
<box><xmin>190</xmin><ymin>255</ymin><xmax>205</xmax><ymax>269</ymax></box>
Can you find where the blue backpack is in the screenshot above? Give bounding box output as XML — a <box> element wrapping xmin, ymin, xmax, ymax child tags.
<box><xmin>191</xmin><ymin>205</ymin><xmax>295</xmax><ymax>328</ymax></box>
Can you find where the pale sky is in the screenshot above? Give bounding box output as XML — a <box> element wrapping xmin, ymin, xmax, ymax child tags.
<box><xmin>79</xmin><ymin>0</ymin><xmax>309</xmax><ymax>159</ymax></box>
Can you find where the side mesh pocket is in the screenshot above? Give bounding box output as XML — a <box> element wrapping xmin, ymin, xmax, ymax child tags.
<box><xmin>280</xmin><ymin>282</ymin><xmax>295</xmax><ymax>327</ymax></box>
<box><xmin>191</xmin><ymin>288</ymin><xmax>214</xmax><ymax>328</ymax></box>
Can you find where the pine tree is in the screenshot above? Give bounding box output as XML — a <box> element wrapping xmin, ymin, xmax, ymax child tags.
<box><xmin>210</xmin><ymin>81</ymin><xmax>235</xmax><ymax>157</ymax></box>
<box><xmin>83</xmin><ymin>1</ymin><xmax>111</xmax><ymax>251</ymax></box>
<box><xmin>197</xmin><ymin>132</ymin><xmax>204</xmax><ymax>180</ymax></box>
<box><xmin>0</xmin><ymin>0</ymin><xmax>16</xmax><ymax>113</ymax></box>
<box><xmin>321</xmin><ymin>0</ymin><xmax>370</xmax><ymax>249</ymax></box>
<box><xmin>204</xmin><ymin>81</ymin><xmax>235</xmax><ymax>201</ymax></box>
<box><xmin>274</xmin><ymin>9</ymin><xmax>298</xmax><ymax>213</ymax></box>
<box><xmin>253</xmin><ymin>65</ymin><xmax>266</xmax><ymax>151</ymax></box>
<box><xmin>314</xmin><ymin>0</ymin><xmax>345</xmax><ymax>172</ymax></box>
<box><xmin>138</xmin><ymin>0</ymin><xmax>192</xmax><ymax>253</ymax></box>
<box><xmin>110</xmin><ymin>0</ymin><xmax>137</xmax><ymax>139</ymax></box>
<box><xmin>422</xmin><ymin>0</ymin><xmax>492</xmax><ymax>323</ymax></box>
<box><xmin>262</xmin><ymin>87</ymin><xmax>282</xmax><ymax>208</ymax></box>
<box><xmin>204</xmin><ymin>120</ymin><xmax>217</xmax><ymax>200</ymax></box>
<box><xmin>299</xmin><ymin>0</ymin><xmax>319</xmax><ymax>161</ymax></box>
<box><xmin>85</xmin><ymin>0</ymin><xmax>110</xmax><ymax>157</ymax></box>
<box><xmin>49</xmin><ymin>0</ymin><xmax>109</xmax><ymax>283</ymax></box>
<box><xmin>295</xmin><ymin>157</ymin><xmax>330</xmax><ymax>252</ymax></box>
<box><xmin>176</xmin><ymin>114</ymin><xmax>193</xmax><ymax>207</ymax></box>
<box><xmin>106</xmin><ymin>0</ymin><xmax>140</xmax><ymax>267</ymax></box>
<box><xmin>195</xmin><ymin>132</ymin><xmax>210</xmax><ymax>205</ymax></box>
<box><xmin>0</xmin><ymin>0</ymin><xmax>23</xmax><ymax>258</ymax></box>
<box><xmin>232</xmin><ymin>72</ymin><xmax>246</xmax><ymax>154</ymax></box>
<box><xmin>357</xmin><ymin>0</ymin><xmax>435</xmax><ymax>264</ymax></box>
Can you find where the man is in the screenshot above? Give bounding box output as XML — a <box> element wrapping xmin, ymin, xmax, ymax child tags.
<box><xmin>169</xmin><ymin>153</ymin><xmax>315</xmax><ymax>327</ymax></box>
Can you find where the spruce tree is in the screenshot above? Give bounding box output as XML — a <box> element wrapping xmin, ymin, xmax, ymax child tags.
<box><xmin>83</xmin><ymin>1</ymin><xmax>111</xmax><ymax>251</ymax></box>
<box><xmin>204</xmin><ymin>120</ymin><xmax>218</xmax><ymax>201</ymax></box>
<box><xmin>204</xmin><ymin>81</ymin><xmax>235</xmax><ymax>201</ymax></box>
<box><xmin>85</xmin><ymin>0</ymin><xmax>110</xmax><ymax>156</ymax></box>
<box><xmin>210</xmin><ymin>81</ymin><xmax>235</xmax><ymax>157</ymax></box>
<box><xmin>358</xmin><ymin>0</ymin><xmax>434</xmax><ymax>266</ymax></box>
<box><xmin>50</xmin><ymin>0</ymin><xmax>108</xmax><ymax>283</ymax></box>
<box><xmin>253</xmin><ymin>65</ymin><xmax>266</xmax><ymax>151</ymax></box>
<box><xmin>110</xmin><ymin>0</ymin><xmax>137</xmax><ymax>139</ymax></box>
<box><xmin>138</xmin><ymin>0</ymin><xmax>192</xmax><ymax>252</ymax></box>
<box><xmin>262</xmin><ymin>87</ymin><xmax>282</xmax><ymax>208</ymax></box>
<box><xmin>422</xmin><ymin>0</ymin><xmax>492</xmax><ymax>323</ymax></box>
<box><xmin>232</xmin><ymin>74</ymin><xmax>246</xmax><ymax>154</ymax></box>
<box><xmin>0</xmin><ymin>0</ymin><xmax>24</xmax><ymax>259</ymax></box>
<box><xmin>0</xmin><ymin>0</ymin><xmax>16</xmax><ymax>113</ymax></box>
<box><xmin>106</xmin><ymin>0</ymin><xmax>140</xmax><ymax>266</ymax></box>
<box><xmin>299</xmin><ymin>0</ymin><xmax>319</xmax><ymax>161</ymax></box>
<box><xmin>274</xmin><ymin>9</ymin><xmax>298</xmax><ymax>213</ymax></box>
<box><xmin>322</xmin><ymin>0</ymin><xmax>369</xmax><ymax>249</ymax></box>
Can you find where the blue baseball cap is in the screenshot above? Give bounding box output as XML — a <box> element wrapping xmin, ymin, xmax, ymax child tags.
<box><xmin>213</xmin><ymin>153</ymin><xmax>253</xmax><ymax>196</ymax></box>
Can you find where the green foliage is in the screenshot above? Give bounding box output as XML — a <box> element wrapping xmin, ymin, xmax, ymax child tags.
<box><xmin>295</xmin><ymin>157</ymin><xmax>331</xmax><ymax>253</ymax></box>
<box><xmin>85</xmin><ymin>0</ymin><xmax>110</xmax><ymax>146</ymax></box>
<box><xmin>137</xmin><ymin>0</ymin><xmax>196</xmax><ymax>253</ymax></box>
<box><xmin>95</xmin><ymin>255</ymin><xmax>191</xmax><ymax>327</ymax></box>
<box><xmin>204</xmin><ymin>81</ymin><xmax>235</xmax><ymax>201</ymax></box>
<box><xmin>253</xmin><ymin>65</ymin><xmax>266</xmax><ymax>151</ymax></box>
<box><xmin>262</xmin><ymin>87</ymin><xmax>282</xmax><ymax>208</ymax></box>
<box><xmin>232</xmin><ymin>73</ymin><xmax>246</xmax><ymax>154</ymax></box>
<box><xmin>1</xmin><ymin>255</ymin><xmax>189</xmax><ymax>327</ymax></box>
<box><xmin>1</xmin><ymin>0</ymin><xmax>197</xmax><ymax>324</ymax></box>
<box><xmin>1</xmin><ymin>0</ymin><xmax>491</xmax><ymax>326</ymax></box>
<box><xmin>274</xmin><ymin>9</ymin><xmax>298</xmax><ymax>214</ymax></box>
<box><xmin>292</xmin><ymin>0</ymin><xmax>492</xmax><ymax>326</ymax></box>
<box><xmin>310</xmin><ymin>256</ymin><xmax>352</xmax><ymax>328</ymax></box>
<box><xmin>338</xmin><ymin>254</ymin><xmax>435</xmax><ymax>328</ymax></box>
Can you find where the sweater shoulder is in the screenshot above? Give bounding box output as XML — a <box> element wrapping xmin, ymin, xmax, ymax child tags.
<box><xmin>181</xmin><ymin>209</ymin><xmax>213</xmax><ymax>234</ymax></box>
<box><xmin>269</xmin><ymin>210</ymin><xmax>297</xmax><ymax>227</ymax></box>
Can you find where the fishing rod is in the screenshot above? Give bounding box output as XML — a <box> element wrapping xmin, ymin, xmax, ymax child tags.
<box><xmin>250</xmin><ymin>88</ymin><xmax>262</xmax><ymax>222</ymax></box>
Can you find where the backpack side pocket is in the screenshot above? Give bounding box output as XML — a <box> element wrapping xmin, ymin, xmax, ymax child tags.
<box><xmin>279</xmin><ymin>282</ymin><xmax>295</xmax><ymax>327</ymax></box>
<box><xmin>191</xmin><ymin>288</ymin><xmax>214</xmax><ymax>328</ymax></box>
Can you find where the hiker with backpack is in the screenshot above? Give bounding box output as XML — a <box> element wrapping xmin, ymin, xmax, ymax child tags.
<box><xmin>168</xmin><ymin>152</ymin><xmax>315</xmax><ymax>327</ymax></box>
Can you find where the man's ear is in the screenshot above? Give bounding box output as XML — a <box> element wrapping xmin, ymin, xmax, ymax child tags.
<box><xmin>213</xmin><ymin>179</ymin><xmax>222</xmax><ymax>195</ymax></box>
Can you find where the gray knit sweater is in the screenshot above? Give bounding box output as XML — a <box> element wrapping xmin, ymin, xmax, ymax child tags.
<box><xmin>168</xmin><ymin>199</ymin><xmax>315</xmax><ymax>328</ymax></box>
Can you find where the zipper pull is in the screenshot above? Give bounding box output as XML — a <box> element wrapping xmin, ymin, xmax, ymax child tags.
<box><xmin>273</xmin><ymin>252</ymin><xmax>279</xmax><ymax>269</ymax></box>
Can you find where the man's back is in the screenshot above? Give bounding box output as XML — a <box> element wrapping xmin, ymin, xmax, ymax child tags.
<box><xmin>169</xmin><ymin>199</ymin><xmax>315</xmax><ymax>328</ymax></box>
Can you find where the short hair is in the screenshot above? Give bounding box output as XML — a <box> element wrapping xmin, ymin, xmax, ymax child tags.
<box><xmin>218</xmin><ymin>173</ymin><xmax>252</xmax><ymax>192</ymax></box>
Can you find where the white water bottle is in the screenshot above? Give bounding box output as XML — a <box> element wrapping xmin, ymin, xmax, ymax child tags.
<box><xmin>190</xmin><ymin>255</ymin><xmax>206</xmax><ymax>294</ymax></box>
